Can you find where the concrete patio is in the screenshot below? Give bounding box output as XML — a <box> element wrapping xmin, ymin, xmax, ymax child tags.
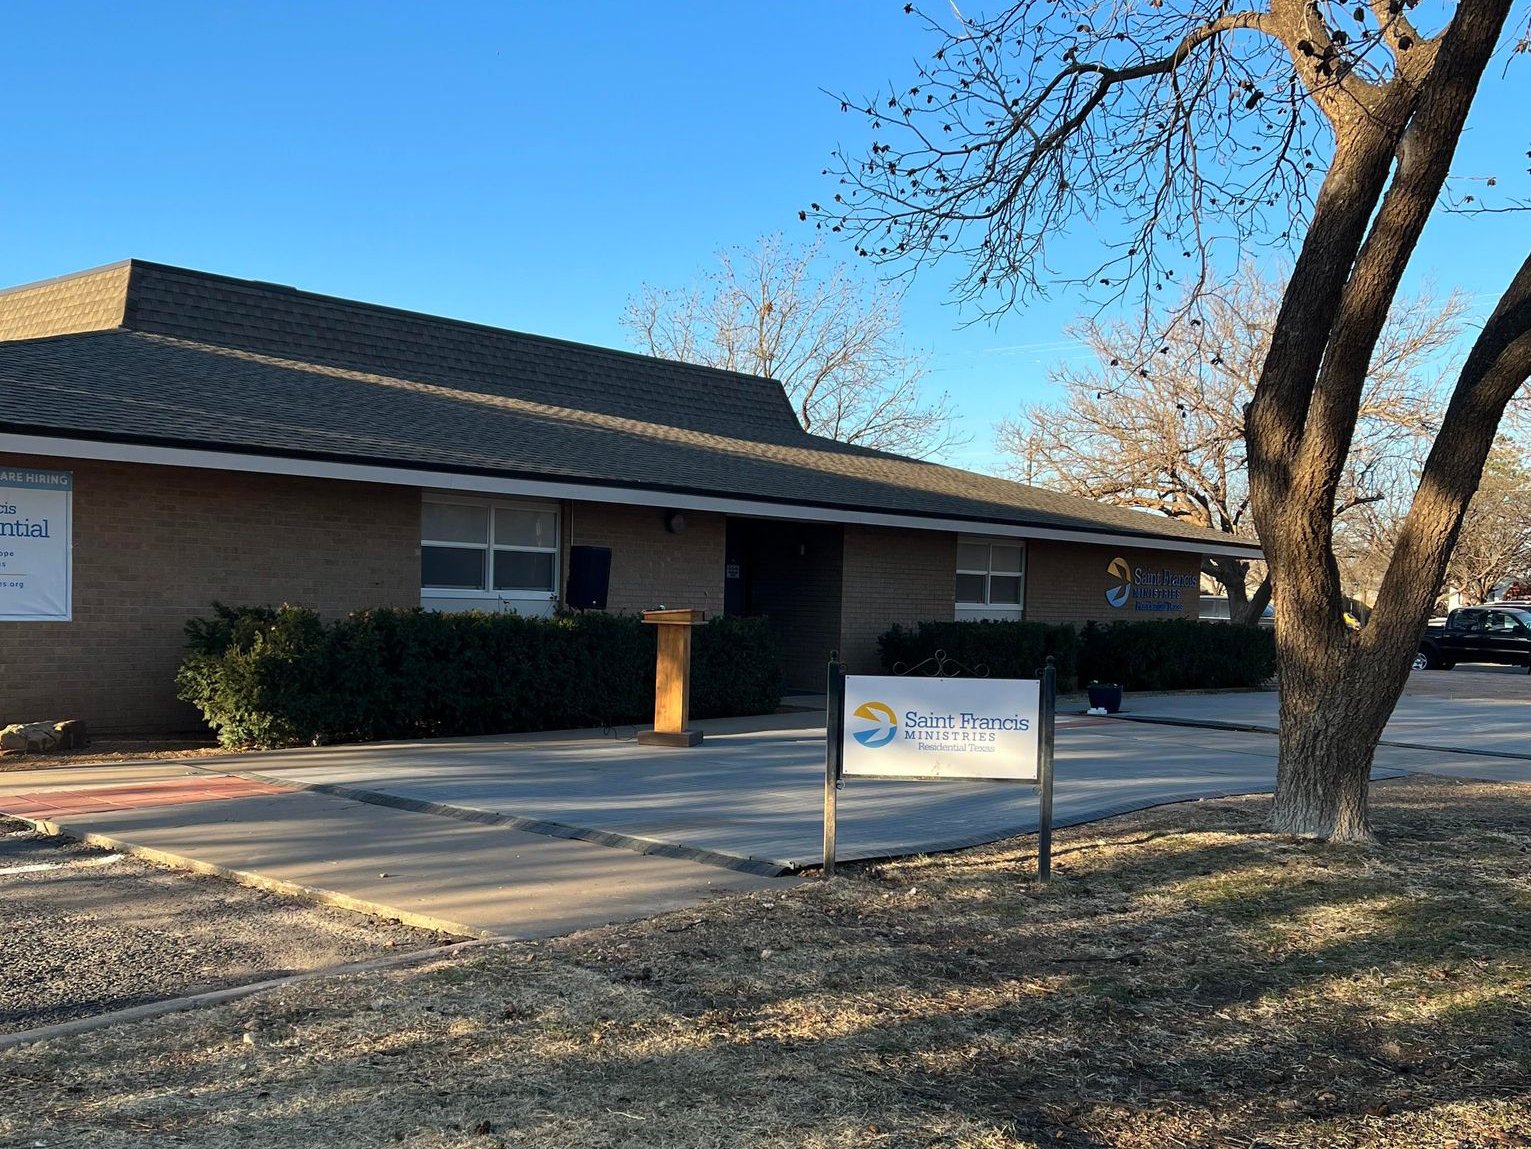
<box><xmin>7</xmin><ymin>682</ymin><xmax>1529</xmax><ymax>939</ymax></box>
<box><xmin>151</xmin><ymin>707</ymin><xmax>1413</xmax><ymax>874</ymax></box>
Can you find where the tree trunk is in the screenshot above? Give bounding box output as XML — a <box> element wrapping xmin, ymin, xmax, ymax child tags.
<box><xmin>1265</xmin><ymin>638</ymin><xmax>1410</xmax><ymax>842</ymax></box>
<box><xmin>1204</xmin><ymin>555</ymin><xmax>1248</xmax><ymax>604</ymax></box>
<box><xmin>1204</xmin><ymin>556</ymin><xmax>1272</xmax><ymax>626</ymax></box>
<box><xmin>1232</xmin><ymin>575</ymin><xmax>1273</xmax><ymax>628</ymax></box>
<box><xmin>1249</xmin><ymin>2</ymin><xmax>1518</xmax><ymax>841</ymax></box>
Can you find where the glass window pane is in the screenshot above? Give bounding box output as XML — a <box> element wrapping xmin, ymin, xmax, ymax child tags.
<box><xmin>957</xmin><ymin>542</ymin><xmax>989</xmax><ymax>572</ymax></box>
<box><xmin>494</xmin><ymin>550</ymin><xmax>555</xmax><ymax>592</ymax></box>
<box><xmin>422</xmin><ymin>502</ymin><xmax>488</xmax><ymax>544</ymax></box>
<box><xmin>989</xmin><ymin>575</ymin><xmax>1022</xmax><ymax>605</ymax></box>
<box><xmin>991</xmin><ymin>545</ymin><xmax>1023</xmax><ymax>574</ymax></box>
<box><xmin>495</xmin><ymin>508</ymin><xmax>556</xmax><ymax>550</ymax></box>
<box><xmin>956</xmin><ymin>572</ymin><xmax>987</xmax><ymax>603</ymax></box>
<box><xmin>422</xmin><ymin>545</ymin><xmax>485</xmax><ymax>589</ymax></box>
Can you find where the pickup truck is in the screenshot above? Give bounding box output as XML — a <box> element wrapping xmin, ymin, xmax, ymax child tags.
<box><xmin>1415</xmin><ymin>604</ymin><xmax>1531</xmax><ymax>671</ymax></box>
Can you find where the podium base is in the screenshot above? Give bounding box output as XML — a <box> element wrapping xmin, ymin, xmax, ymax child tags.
<box><xmin>637</xmin><ymin>729</ymin><xmax>704</xmax><ymax>748</ymax></box>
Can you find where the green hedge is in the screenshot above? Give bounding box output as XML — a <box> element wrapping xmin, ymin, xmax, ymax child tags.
<box><xmin>877</xmin><ymin>618</ymin><xmax>1276</xmax><ymax>693</ymax></box>
<box><xmin>177</xmin><ymin>604</ymin><xmax>783</xmax><ymax>748</ymax></box>
<box><xmin>1076</xmin><ymin>618</ymin><xmax>1277</xmax><ymax>691</ymax></box>
<box><xmin>878</xmin><ymin>621</ymin><xmax>1080</xmax><ymax>691</ymax></box>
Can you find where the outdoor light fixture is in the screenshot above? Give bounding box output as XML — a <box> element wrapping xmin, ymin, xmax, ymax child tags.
<box><xmin>665</xmin><ymin>510</ymin><xmax>688</xmax><ymax>534</ymax></box>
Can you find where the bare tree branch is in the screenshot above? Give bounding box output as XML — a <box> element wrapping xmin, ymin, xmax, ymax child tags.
<box><xmin>997</xmin><ymin>265</ymin><xmax>1462</xmax><ymax>611</ymax></box>
<box><xmin>621</xmin><ymin>235</ymin><xmax>965</xmax><ymax>459</ymax></box>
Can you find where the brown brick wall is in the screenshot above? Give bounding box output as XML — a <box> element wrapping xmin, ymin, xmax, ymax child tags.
<box><xmin>0</xmin><ymin>455</ymin><xmax>420</xmax><ymax>732</ymax></box>
<box><xmin>563</xmin><ymin>501</ymin><xmax>725</xmax><ymax>616</ymax></box>
<box><xmin>839</xmin><ymin>525</ymin><xmax>956</xmax><ymax>673</ymax></box>
<box><xmin>1026</xmin><ymin>540</ymin><xmax>1201</xmax><ymax>623</ymax></box>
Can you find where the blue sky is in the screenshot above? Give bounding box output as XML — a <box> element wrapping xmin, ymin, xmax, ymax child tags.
<box><xmin>1</xmin><ymin>1</ymin><xmax>1525</xmax><ymax>472</ymax></box>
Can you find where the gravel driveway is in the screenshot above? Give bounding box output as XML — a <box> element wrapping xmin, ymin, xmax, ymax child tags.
<box><xmin>0</xmin><ymin>820</ymin><xmax>454</xmax><ymax>1034</ymax></box>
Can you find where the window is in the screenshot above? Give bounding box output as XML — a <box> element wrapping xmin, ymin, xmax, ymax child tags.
<box><xmin>421</xmin><ymin>498</ymin><xmax>558</xmax><ymax>596</ymax></box>
<box><xmin>957</xmin><ymin>540</ymin><xmax>1025</xmax><ymax>609</ymax></box>
<box><xmin>1449</xmin><ymin>609</ymin><xmax>1484</xmax><ymax>632</ymax></box>
<box><xmin>1485</xmin><ymin>610</ymin><xmax>1530</xmax><ymax>634</ymax></box>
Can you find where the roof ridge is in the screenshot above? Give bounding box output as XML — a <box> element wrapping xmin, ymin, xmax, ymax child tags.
<box><xmin>0</xmin><ymin>328</ymin><xmax>1258</xmax><ymax>552</ymax></box>
<box><xmin>117</xmin><ymin>259</ymin><xmax>799</xmax><ymax>392</ymax></box>
<box><xmin>0</xmin><ymin>259</ymin><xmax>133</xmax><ymax>301</ymax></box>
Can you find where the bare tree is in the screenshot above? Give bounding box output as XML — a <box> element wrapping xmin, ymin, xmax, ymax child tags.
<box><xmin>621</xmin><ymin>236</ymin><xmax>961</xmax><ymax>459</ymax></box>
<box><xmin>813</xmin><ymin>0</ymin><xmax>1531</xmax><ymax>840</ymax></box>
<box><xmin>1445</xmin><ymin>438</ymin><xmax>1531</xmax><ymax>605</ymax></box>
<box><xmin>997</xmin><ymin>268</ymin><xmax>1462</xmax><ymax>624</ymax></box>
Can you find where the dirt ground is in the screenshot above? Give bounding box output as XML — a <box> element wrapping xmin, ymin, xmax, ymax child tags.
<box><xmin>1</xmin><ymin>774</ymin><xmax>1526</xmax><ymax>1148</ymax></box>
<box><xmin>0</xmin><ymin>823</ymin><xmax>456</xmax><ymax>1034</ymax></box>
<box><xmin>0</xmin><ymin>738</ymin><xmax>227</xmax><ymax>772</ymax></box>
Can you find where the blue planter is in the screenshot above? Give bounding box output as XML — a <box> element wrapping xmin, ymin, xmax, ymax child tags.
<box><xmin>1087</xmin><ymin>684</ymin><xmax>1124</xmax><ymax>713</ymax></box>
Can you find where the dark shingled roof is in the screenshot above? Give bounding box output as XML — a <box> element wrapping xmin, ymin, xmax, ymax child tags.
<box><xmin>0</xmin><ymin>260</ymin><xmax>1258</xmax><ymax>553</ymax></box>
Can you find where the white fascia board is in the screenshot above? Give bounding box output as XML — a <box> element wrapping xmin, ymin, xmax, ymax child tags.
<box><xmin>0</xmin><ymin>432</ymin><xmax>1264</xmax><ymax>561</ymax></box>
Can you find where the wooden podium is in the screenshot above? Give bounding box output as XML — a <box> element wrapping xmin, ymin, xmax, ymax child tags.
<box><xmin>637</xmin><ymin>608</ymin><xmax>705</xmax><ymax>747</ymax></box>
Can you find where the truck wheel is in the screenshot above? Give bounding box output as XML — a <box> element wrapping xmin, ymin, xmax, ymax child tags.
<box><xmin>1412</xmin><ymin>650</ymin><xmax>1432</xmax><ymax>671</ymax></box>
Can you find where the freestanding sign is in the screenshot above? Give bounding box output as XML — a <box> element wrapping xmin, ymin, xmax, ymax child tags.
<box><xmin>842</xmin><ymin>675</ymin><xmax>1041</xmax><ymax>781</ymax></box>
<box><xmin>824</xmin><ymin>658</ymin><xmax>1056</xmax><ymax>881</ymax></box>
<box><xmin>0</xmin><ymin>468</ymin><xmax>72</xmax><ymax>622</ymax></box>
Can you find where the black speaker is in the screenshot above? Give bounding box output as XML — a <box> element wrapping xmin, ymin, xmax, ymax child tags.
<box><xmin>566</xmin><ymin>545</ymin><xmax>612</xmax><ymax>610</ymax></box>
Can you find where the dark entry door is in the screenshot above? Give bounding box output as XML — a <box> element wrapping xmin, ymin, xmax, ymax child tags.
<box><xmin>724</xmin><ymin>518</ymin><xmax>844</xmax><ymax>690</ymax></box>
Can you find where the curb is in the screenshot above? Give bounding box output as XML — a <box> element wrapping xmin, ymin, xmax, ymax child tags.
<box><xmin>0</xmin><ymin>935</ymin><xmax>516</xmax><ymax>1052</ymax></box>
<box><xmin>8</xmin><ymin>814</ymin><xmax>492</xmax><ymax>938</ymax></box>
<box><xmin>185</xmin><ymin>765</ymin><xmax>794</xmax><ymax>877</ymax></box>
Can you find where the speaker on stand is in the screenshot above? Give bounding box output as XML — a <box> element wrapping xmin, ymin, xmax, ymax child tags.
<box><xmin>566</xmin><ymin>545</ymin><xmax>612</xmax><ymax>610</ymax></box>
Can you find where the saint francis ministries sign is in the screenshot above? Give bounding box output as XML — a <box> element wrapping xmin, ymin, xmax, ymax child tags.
<box><xmin>823</xmin><ymin>662</ymin><xmax>1057</xmax><ymax>879</ymax></box>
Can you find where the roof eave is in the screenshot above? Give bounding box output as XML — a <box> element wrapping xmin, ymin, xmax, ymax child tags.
<box><xmin>0</xmin><ymin>425</ymin><xmax>1265</xmax><ymax>560</ymax></box>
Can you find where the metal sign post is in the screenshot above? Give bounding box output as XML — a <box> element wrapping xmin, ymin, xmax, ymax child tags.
<box><xmin>823</xmin><ymin>654</ymin><xmax>845</xmax><ymax>878</ymax></box>
<box><xmin>821</xmin><ymin>652</ymin><xmax>1057</xmax><ymax>883</ymax></box>
<box><xmin>1037</xmin><ymin>655</ymin><xmax>1056</xmax><ymax>883</ymax></box>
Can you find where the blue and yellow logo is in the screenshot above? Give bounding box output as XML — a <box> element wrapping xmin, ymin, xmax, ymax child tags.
<box><xmin>1105</xmin><ymin>556</ymin><xmax>1133</xmax><ymax>608</ymax></box>
<box><xmin>851</xmin><ymin>701</ymin><xmax>898</xmax><ymax>748</ymax></box>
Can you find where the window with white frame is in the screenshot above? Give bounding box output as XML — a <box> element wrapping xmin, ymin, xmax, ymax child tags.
<box><xmin>956</xmin><ymin>539</ymin><xmax>1025</xmax><ymax>609</ymax></box>
<box><xmin>421</xmin><ymin>498</ymin><xmax>558</xmax><ymax>597</ymax></box>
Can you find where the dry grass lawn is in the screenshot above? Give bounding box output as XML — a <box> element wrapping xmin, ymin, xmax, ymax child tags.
<box><xmin>2</xmin><ymin>775</ymin><xmax>1528</xmax><ymax>1148</ymax></box>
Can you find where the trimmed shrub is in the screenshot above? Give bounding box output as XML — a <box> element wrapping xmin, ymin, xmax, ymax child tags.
<box><xmin>1077</xmin><ymin>618</ymin><xmax>1277</xmax><ymax>691</ymax></box>
<box><xmin>877</xmin><ymin>620</ymin><xmax>1080</xmax><ymax>690</ymax></box>
<box><xmin>692</xmin><ymin>615</ymin><xmax>786</xmax><ymax>719</ymax></box>
<box><xmin>179</xmin><ymin>605</ymin><xmax>333</xmax><ymax>749</ymax></box>
<box><xmin>876</xmin><ymin>617</ymin><xmax>1276</xmax><ymax>693</ymax></box>
<box><xmin>177</xmin><ymin>604</ymin><xmax>783</xmax><ymax>748</ymax></box>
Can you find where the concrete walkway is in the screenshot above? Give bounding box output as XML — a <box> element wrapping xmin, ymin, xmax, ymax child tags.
<box><xmin>6</xmin><ymin>685</ymin><xmax>1528</xmax><ymax>939</ymax></box>
<box><xmin>0</xmin><ymin>714</ymin><xmax>1351</xmax><ymax>869</ymax></box>
<box><xmin>203</xmin><ymin>707</ymin><xmax>1531</xmax><ymax>873</ymax></box>
<box><xmin>1113</xmin><ymin>682</ymin><xmax>1531</xmax><ymax>764</ymax></box>
<box><xmin>0</xmin><ymin>765</ymin><xmax>789</xmax><ymax>938</ymax></box>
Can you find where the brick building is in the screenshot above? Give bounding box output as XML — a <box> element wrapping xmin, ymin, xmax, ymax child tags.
<box><xmin>0</xmin><ymin>261</ymin><xmax>1259</xmax><ymax>731</ymax></box>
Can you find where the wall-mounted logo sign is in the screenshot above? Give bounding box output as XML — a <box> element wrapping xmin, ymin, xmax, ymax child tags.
<box><xmin>842</xmin><ymin>675</ymin><xmax>1039</xmax><ymax>781</ymax></box>
<box><xmin>1105</xmin><ymin>556</ymin><xmax>1133</xmax><ymax>607</ymax></box>
<box><xmin>850</xmin><ymin>700</ymin><xmax>898</xmax><ymax>747</ymax></box>
<box><xmin>1104</xmin><ymin>555</ymin><xmax>1194</xmax><ymax>614</ymax></box>
<box><xmin>0</xmin><ymin>468</ymin><xmax>72</xmax><ymax>622</ymax></box>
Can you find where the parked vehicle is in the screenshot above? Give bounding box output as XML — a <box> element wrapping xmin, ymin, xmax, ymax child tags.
<box><xmin>1198</xmin><ymin>595</ymin><xmax>1275</xmax><ymax>626</ymax></box>
<box><xmin>1415</xmin><ymin>605</ymin><xmax>1531</xmax><ymax>671</ymax></box>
